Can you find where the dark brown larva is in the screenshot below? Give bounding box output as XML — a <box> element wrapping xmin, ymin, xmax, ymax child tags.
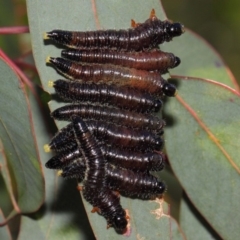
<box><xmin>50</xmin><ymin>80</ymin><xmax>163</xmax><ymax>113</ymax></box>
<box><xmin>47</xmin><ymin>120</ymin><xmax>164</xmax><ymax>152</ymax></box>
<box><xmin>103</xmin><ymin>146</ymin><xmax>165</xmax><ymax>172</ymax></box>
<box><xmin>72</xmin><ymin>116</ymin><xmax>127</xmax><ymax>232</ymax></box>
<box><xmin>45</xmin><ymin>146</ymin><xmax>80</xmax><ymax>169</ymax></box>
<box><xmin>59</xmin><ymin>159</ymin><xmax>85</xmax><ymax>179</ymax></box>
<box><xmin>45</xmin><ymin>143</ymin><xmax>165</xmax><ymax>172</ymax></box>
<box><xmin>107</xmin><ymin>164</ymin><xmax>165</xmax><ymax>199</ymax></box>
<box><xmin>61</xmin><ymin>49</ymin><xmax>181</xmax><ymax>73</ymax></box>
<box><xmin>45</xmin><ymin>9</ymin><xmax>184</xmax><ymax>51</ymax></box>
<box><xmin>48</xmin><ymin>57</ymin><xmax>177</xmax><ymax>97</ymax></box>
<box><xmin>59</xmin><ymin>160</ymin><xmax>166</xmax><ymax>199</ymax></box>
<box><xmin>51</xmin><ymin>103</ymin><xmax>165</xmax><ymax>133</ymax></box>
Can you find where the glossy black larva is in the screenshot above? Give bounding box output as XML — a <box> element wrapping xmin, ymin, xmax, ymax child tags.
<box><xmin>44</xmin><ymin>9</ymin><xmax>184</xmax><ymax>51</ymax></box>
<box><xmin>61</xmin><ymin>49</ymin><xmax>180</xmax><ymax>73</ymax></box>
<box><xmin>72</xmin><ymin>116</ymin><xmax>127</xmax><ymax>232</ymax></box>
<box><xmin>50</xmin><ymin>80</ymin><xmax>163</xmax><ymax>113</ymax></box>
<box><xmin>46</xmin><ymin>143</ymin><xmax>165</xmax><ymax>172</ymax></box>
<box><xmin>59</xmin><ymin>160</ymin><xmax>166</xmax><ymax>199</ymax></box>
<box><xmin>47</xmin><ymin>120</ymin><xmax>164</xmax><ymax>153</ymax></box>
<box><xmin>51</xmin><ymin>103</ymin><xmax>165</xmax><ymax>132</ymax></box>
<box><xmin>47</xmin><ymin>57</ymin><xmax>177</xmax><ymax>97</ymax></box>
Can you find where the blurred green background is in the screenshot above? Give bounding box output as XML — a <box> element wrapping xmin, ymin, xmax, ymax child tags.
<box><xmin>163</xmin><ymin>0</ymin><xmax>240</xmax><ymax>83</ymax></box>
<box><xmin>1</xmin><ymin>0</ymin><xmax>240</xmax><ymax>82</ymax></box>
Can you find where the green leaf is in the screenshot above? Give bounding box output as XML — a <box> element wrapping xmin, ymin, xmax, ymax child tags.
<box><xmin>163</xmin><ymin>28</ymin><xmax>239</xmax><ymax>90</ymax></box>
<box><xmin>179</xmin><ymin>196</ymin><xmax>218</xmax><ymax>240</ymax></box>
<box><xmin>164</xmin><ymin>77</ymin><xmax>240</xmax><ymax>240</ymax></box>
<box><xmin>0</xmin><ymin>57</ymin><xmax>44</xmax><ymax>218</ymax></box>
<box><xmin>18</xmin><ymin>88</ymin><xmax>94</xmax><ymax>240</ymax></box>
<box><xmin>0</xmin><ymin>209</ymin><xmax>11</xmax><ymax>240</ymax></box>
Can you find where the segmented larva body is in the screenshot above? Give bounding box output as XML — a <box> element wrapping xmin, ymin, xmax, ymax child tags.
<box><xmin>45</xmin><ymin>144</ymin><xmax>165</xmax><ymax>172</ymax></box>
<box><xmin>50</xmin><ymin>80</ymin><xmax>162</xmax><ymax>113</ymax></box>
<box><xmin>48</xmin><ymin>120</ymin><xmax>164</xmax><ymax>152</ymax></box>
<box><xmin>107</xmin><ymin>164</ymin><xmax>165</xmax><ymax>199</ymax></box>
<box><xmin>61</xmin><ymin>49</ymin><xmax>181</xmax><ymax>73</ymax></box>
<box><xmin>103</xmin><ymin>146</ymin><xmax>165</xmax><ymax>172</ymax></box>
<box><xmin>51</xmin><ymin>103</ymin><xmax>165</xmax><ymax>133</ymax></box>
<box><xmin>59</xmin><ymin>159</ymin><xmax>85</xmax><ymax>179</ymax></box>
<box><xmin>48</xmin><ymin>57</ymin><xmax>177</xmax><ymax>97</ymax></box>
<box><xmin>45</xmin><ymin>9</ymin><xmax>184</xmax><ymax>51</ymax></box>
<box><xmin>45</xmin><ymin>146</ymin><xmax>81</xmax><ymax>169</ymax></box>
<box><xmin>72</xmin><ymin>116</ymin><xmax>127</xmax><ymax>232</ymax></box>
<box><xmin>59</xmin><ymin>160</ymin><xmax>166</xmax><ymax>199</ymax></box>
<box><xmin>72</xmin><ymin>116</ymin><xmax>106</xmax><ymax>188</ymax></box>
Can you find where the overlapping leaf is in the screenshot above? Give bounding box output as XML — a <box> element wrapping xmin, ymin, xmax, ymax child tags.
<box><xmin>0</xmin><ymin>58</ymin><xmax>44</xmax><ymax>222</ymax></box>
<box><xmin>164</xmin><ymin>77</ymin><xmax>240</xmax><ymax>240</ymax></box>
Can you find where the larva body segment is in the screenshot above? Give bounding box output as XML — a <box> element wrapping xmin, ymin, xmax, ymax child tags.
<box><xmin>107</xmin><ymin>164</ymin><xmax>166</xmax><ymax>199</ymax></box>
<box><xmin>72</xmin><ymin>116</ymin><xmax>127</xmax><ymax>232</ymax></box>
<box><xmin>51</xmin><ymin>103</ymin><xmax>165</xmax><ymax>132</ymax></box>
<box><xmin>48</xmin><ymin>120</ymin><xmax>164</xmax><ymax>152</ymax></box>
<box><xmin>85</xmin><ymin>188</ymin><xmax>127</xmax><ymax>232</ymax></box>
<box><xmin>104</xmin><ymin>146</ymin><xmax>165</xmax><ymax>172</ymax></box>
<box><xmin>59</xmin><ymin>160</ymin><xmax>166</xmax><ymax>199</ymax></box>
<box><xmin>45</xmin><ymin>147</ymin><xmax>80</xmax><ymax>169</ymax></box>
<box><xmin>60</xmin><ymin>159</ymin><xmax>85</xmax><ymax>179</ymax></box>
<box><xmin>45</xmin><ymin>11</ymin><xmax>184</xmax><ymax>51</ymax></box>
<box><xmin>72</xmin><ymin>116</ymin><xmax>106</xmax><ymax>187</ymax></box>
<box><xmin>46</xmin><ymin>144</ymin><xmax>165</xmax><ymax>172</ymax></box>
<box><xmin>48</xmin><ymin>57</ymin><xmax>177</xmax><ymax>97</ymax></box>
<box><xmin>61</xmin><ymin>49</ymin><xmax>181</xmax><ymax>73</ymax></box>
<box><xmin>51</xmin><ymin>80</ymin><xmax>163</xmax><ymax>113</ymax></box>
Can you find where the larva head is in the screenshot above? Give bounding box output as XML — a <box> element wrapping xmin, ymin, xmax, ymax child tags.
<box><xmin>165</xmin><ymin>22</ymin><xmax>185</xmax><ymax>39</ymax></box>
<box><xmin>162</xmin><ymin>82</ymin><xmax>177</xmax><ymax>97</ymax></box>
<box><xmin>173</xmin><ymin>56</ymin><xmax>181</xmax><ymax>68</ymax></box>
<box><xmin>112</xmin><ymin>214</ymin><xmax>128</xmax><ymax>233</ymax></box>
<box><xmin>154</xmin><ymin>136</ymin><xmax>164</xmax><ymax>150</ymax></box>
<box><xmin>153</xmin><ymin>99</ymin><xmax>163</xmax><ymax>112</ymax></box>
<box><xmin>156</xmin><ymin>181</ymin><xmax>166</xmax><ymax>194</ymax></box>
<box><xmin>150</xmin><ymin>153</ymin><xmax>165</xmax><ymax>171</ymax></box>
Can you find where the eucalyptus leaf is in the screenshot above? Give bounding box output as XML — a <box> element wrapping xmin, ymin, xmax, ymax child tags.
<box><xmin>0</xmin><ymin>57</ymin><xmax>44</xmax><ymax>217</ymax></box>
<box><xmin>164</xmin><ymin>77</ymin><xmax>240</xmax><ymax>240</ymax></box>
<box><xmin>179</xmin><ymin>196</ymin><xmax>219</xmax><ymax>240</ymax></box>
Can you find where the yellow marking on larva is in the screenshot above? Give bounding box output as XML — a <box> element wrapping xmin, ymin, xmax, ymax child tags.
<box><xmin>57</xmin><ymin>170</ymin><xmax>63</xmax><ymax>176</ymax></box>
<box><xmin>174</xmin><ymin>89</ymin><xmax>178</xmax><ymax>96</ymax></box>
<box><xmin>43</xmin><ymin>144</ymin><xmax>51</xmax><ymax>152</ymax></box>
<box><xmin>46</xmin><ymin>56</ymin><xmax>51</xmax><ymax>63</ymax></box>
<box><xmin>43</xmin><ymin>32</ymin><xmax>49</xmax><ymax>40</ymax></box>
<box><xmin>48</xmin><ymin>81</ymin><xmax>54</xmax><ymax>88</ymax></box>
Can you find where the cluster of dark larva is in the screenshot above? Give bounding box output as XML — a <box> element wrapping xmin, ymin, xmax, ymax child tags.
<box><xmin>44</xmin><ymin>9</ymin><xmax>184</xmax><ymax>234</ymax></box>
